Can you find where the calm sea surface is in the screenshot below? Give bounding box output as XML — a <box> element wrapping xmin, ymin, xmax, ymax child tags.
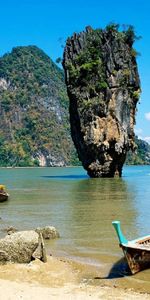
<box><xmin>0</xmin><ymin>165</ymin><xmax>150</xmax><ymax>290</ymax></box>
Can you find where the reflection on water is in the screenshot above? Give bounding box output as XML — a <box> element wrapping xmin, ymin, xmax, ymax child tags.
<box><xmin>0</xmin><ymin>166</ymin><xmax>150</xmax><ymax>291</ymax></box>
<box><xmin>58</xmin><ymin>177</ymin><xmax>137</xmax><ymax>259</ymax></box>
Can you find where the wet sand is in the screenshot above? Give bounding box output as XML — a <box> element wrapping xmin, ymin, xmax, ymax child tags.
<box><xmin>0</xmin><ymin>257</ymin><xmax>150</xmax><ymax>300</ymax></box>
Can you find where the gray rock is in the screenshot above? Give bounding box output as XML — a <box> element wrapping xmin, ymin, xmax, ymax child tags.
<box><xmin>0</xmin><ymin>250</ymin><xmax>8</xmax><ymax>262</ymax></box>
<box><xmin>5</xmin><ymin>226</ymin><xmax>18</xmax><ymax>235</ymax></box>
<box><xmin>35</xmin><ymin>226</ymin><xmax>60</xmax><ymax>239</ymax></box>
<box><xmin>0</xmin><ymin>231</ymin><xmax>39</xmax><ymax>263</ymax></box>
<box><xmin>32</xmin><ymin>232</ymin><xmax>47</xmax><ymax>262</ymax></box>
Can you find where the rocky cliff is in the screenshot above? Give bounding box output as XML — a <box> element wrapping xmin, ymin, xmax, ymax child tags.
<box><xmin>63</xmin><ymin>24</ymin><xmax>141</xmax><ymax>177</ymax></box>
<box><xmin>0</xmin><ymin>46</ymin><xmax>78</xmax><ymax>167</ymax></box>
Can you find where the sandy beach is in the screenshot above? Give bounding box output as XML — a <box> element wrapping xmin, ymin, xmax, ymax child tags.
<box><xmin>0</xmin><ymin>257</ymin><xmax>150</xmax><ymax>300</ymax></box>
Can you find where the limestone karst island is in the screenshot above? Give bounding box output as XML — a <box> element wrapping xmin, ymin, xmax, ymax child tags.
<box><xmin>63</xmin><ymin>24</ymin><xmax>141</xmax><ymax>177</ymax></box>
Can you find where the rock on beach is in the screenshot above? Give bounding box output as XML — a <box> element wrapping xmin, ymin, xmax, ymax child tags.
<box><xmin>0</xmin><ymin>230</ymin><xmax>39</xmax><ymax>263</ymax></box>
<box><xmin>35</xmin><ymin>226</ymin><xmax>60</xmax><ymax>239</ymax></box>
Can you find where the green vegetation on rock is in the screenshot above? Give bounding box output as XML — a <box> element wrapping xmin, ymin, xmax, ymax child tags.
<box><xmin>126</xmin><ymin>136</ymin><xmax>150</xmax><ymax>165</ymax></box>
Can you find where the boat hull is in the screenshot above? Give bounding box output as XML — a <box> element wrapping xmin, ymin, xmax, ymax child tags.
<box><xmin>0</xmin><ymin>193</ymin><xmax>9</xmax><ymax>202</ymax></box>
<box><xmin>121</xmin><ymin>244</ymin><xmax>150</xmax><ymax>274</ymax></box>
<box><xmin>112</xmin><ymin>221</ymin><xmax>150</xmax><ymax>275</ymax></box>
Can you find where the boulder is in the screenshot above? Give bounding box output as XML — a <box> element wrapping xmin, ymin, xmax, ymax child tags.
<box><xmin>35</xmin><ymin>226</ymin><xmax>60</xmax><ymax>239</ymax></box>
<box><xmin>0</xmin><ymin>231</ymin><xmax>39</xmax><ymax>263</ymax></box>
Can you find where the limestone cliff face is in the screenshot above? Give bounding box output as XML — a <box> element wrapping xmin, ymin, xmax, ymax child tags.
<box><xmin>0</xmin><ymin>46</ymin><xmax>75</xmax><ymax>167</ymax></box>
<box><xmin>63</xmin><ymin>25</ymin><xmax>141</xmax><ymax>177</ymax></box>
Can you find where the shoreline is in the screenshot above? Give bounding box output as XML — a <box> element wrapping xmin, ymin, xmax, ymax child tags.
<box><xmin>0</xmin><ymin>256</ymin><xmax>149</xmax><ymax>299</ymax></box>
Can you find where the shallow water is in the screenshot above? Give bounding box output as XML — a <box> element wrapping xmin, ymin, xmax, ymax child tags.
<box><xmin>0</xmin><ymin>166</ymin><xmax>150</xmax><ymax>292</ymax></box>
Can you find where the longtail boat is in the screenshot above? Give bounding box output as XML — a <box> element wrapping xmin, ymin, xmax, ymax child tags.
<box><xmin>112</xmin><ymin>221</ymin><xmax>150</xmax><ymax>274</ymax></box>
<box><xmin>0</xmin><ymin>185</ymin><xmax>9</xmax><ymax>202</ymax></box>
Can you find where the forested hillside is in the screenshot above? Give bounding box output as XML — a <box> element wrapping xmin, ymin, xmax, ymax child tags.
<box><xmin>126</xmin><ymin>136</ymin><xmax>150</xmax><ymax>165</ymax></box>
<box><xmin>0</xmin><ymin>46</ymin><xmax>78</xmax><ymax>166</ymax></box>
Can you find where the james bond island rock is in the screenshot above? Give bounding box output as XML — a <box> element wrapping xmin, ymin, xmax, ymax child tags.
<box><xmin>63</xmin><ymin>24</ymin><xmax>141</xmax><ymax>177</ymax></box>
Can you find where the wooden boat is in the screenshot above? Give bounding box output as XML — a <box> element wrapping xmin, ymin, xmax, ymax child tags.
<box><xmin>0</xmin><ymin>185</ymin><xmax>9</xmax><ymax>202</ymax></box>
<box><xmin>112</xmin><ymin>221</ymin><xmax>150</xmax><ymax>274</ymax></box>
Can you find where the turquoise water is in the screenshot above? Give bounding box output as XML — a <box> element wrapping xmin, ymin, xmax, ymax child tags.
<box><xmin>0</xmin><ymin>166</ymin><xmax>150</xmax><ymax>288</ymax></box>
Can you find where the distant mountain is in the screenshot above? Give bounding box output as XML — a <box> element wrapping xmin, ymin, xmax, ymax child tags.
<box><xmin>126</xmin><ymin>136</ymin><xmax>150</xmax><ymax>165</ymax></box>
<box><xmin>0</xmin><ymin>46</ymin><xmax>149</xmax><ymax>167</ymax></box>
<box><xmin>0</xmin><ymin>46</ymin><xmax>79</xmax><ymax>167</ymax></box>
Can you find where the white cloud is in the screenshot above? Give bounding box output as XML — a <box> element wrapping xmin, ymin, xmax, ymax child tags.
<box><xmin>143</xmin><ymin>137</ymin><xmax>150</xmax><ymax>144</ymax></box>
<box><xmin>135</xmin><ymin>127</ymin><xmax>150</xmax><ymax>144</ymax></box>
<box><xmin>137</xmin><ymin>135</ymin><xmax>143</xmax><ymax>140</ymax></box>
<box><xmin>145</xmin><ymin>112</ymin><xmax>150</xmax><ymax>121</ymax></box>
<box><xmin>135</xmin><ymin>128</ymin><xmax>143</xmax><ymax>135</ymax></box>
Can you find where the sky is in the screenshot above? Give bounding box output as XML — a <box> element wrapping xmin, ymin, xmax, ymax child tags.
<box><xmin>0</xmin><ymin>0</ymin><xmax>149</xmax><ymax>143</ymax></box>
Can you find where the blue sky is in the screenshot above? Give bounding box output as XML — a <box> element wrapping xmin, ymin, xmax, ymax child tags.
<box><xmin>0</xmin><ymin>0</ymin><xmax>149</xmax><ymax>143</ymax></box>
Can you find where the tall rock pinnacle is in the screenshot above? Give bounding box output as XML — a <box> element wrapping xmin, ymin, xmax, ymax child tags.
<box><xmin>63</xmin><ymin>24</ymin><xmax>141</xmax><ymax>177</ymax></box>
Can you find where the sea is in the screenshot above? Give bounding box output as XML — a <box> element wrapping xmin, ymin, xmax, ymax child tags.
<box><xmin>0</xmin><ymin>165</ymin><xmax>150</xmax><ymax>292</ymax></box>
